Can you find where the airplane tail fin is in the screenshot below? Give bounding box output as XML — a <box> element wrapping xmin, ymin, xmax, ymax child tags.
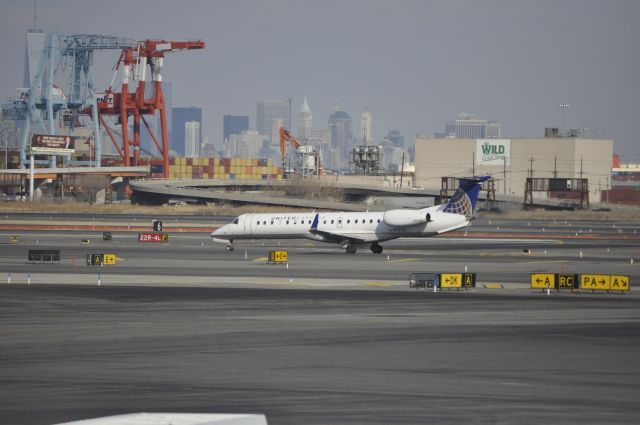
<box><xmin>443</xmin><ymin>176</ymin><xmax>491</xmax><ymax>218</ymax></box>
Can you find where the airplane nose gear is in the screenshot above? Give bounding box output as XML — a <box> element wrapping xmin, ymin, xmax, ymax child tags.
<box><xmin>370</xmin><ymin>242</ymin><xmax>383</xmax><ymax>254</ymax></box>
<box><xmin>226</xmin><ymin>240</ymin><xmax>235</xmax><ymax>251</ymax></box>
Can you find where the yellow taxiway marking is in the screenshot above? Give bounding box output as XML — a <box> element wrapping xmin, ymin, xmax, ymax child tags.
<box><xmin>483</xmin><ymin>283</ymin><xmax>504</xmax><ymax>289</ymax></box>
<box><xmin>253</xmin><ymin>257</ymin><xmax>268</xmax><ymax>262</ymax></box>
<box><xmin>367</xmin><ymin>282</ymin><xmax>391</xmax><ymax>287</ymax></box>
<box><xmin>387</xmin><ymin>258</ymin><xmax>421</xmax><ymax>263</ymax></box>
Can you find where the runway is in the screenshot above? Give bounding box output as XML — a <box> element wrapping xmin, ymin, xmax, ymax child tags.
<box><xmin>0</xmin><ymin>214</ymin><xmax>639</xmax><ymax>424</ymax></box>
<box><xmin>1</xmin><ymin>285</ymin><xmax>639</xmax><ymax>425</ymax></box>
<box><xmin>0</xmin><ymin>215</ymin><xmax>638</xmax><ymax>287</ymax></box>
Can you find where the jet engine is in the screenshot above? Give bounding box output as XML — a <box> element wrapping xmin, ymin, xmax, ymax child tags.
<box><xmin>382</xmin><ymin>209</ymin><xmax>431</xmax><ymax>227</ymax></box>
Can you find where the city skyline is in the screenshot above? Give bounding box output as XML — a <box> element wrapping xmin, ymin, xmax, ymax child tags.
<box><xmin>0</xmin><ymin>1</ymin><xmax>639</xmax><ymax>160</ymax></box>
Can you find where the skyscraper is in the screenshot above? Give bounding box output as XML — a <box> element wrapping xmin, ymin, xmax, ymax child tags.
<box><xmin>297</xmin><ymin>96</ymin><xmax>312</xmax><ymax>141</ymax></box>
<box><xmin>256</xmin><ymin>100</ymin><xmax>290</xmax><ymax>140</ymax></box>
<box><xmin>360</xmin><ymin>108</ymin><xmax>372</xmax><ymax>145</ymax></box>
<box><xmin>384</xmin><ymin>130</ymin><xmax>404</xmax><ymax>148</ymax></box>
<box><xmin>172</xmin><ymin>107</ymin><xmax>202</xmax><ymax>156</ymax></box>
<box><xmin>223</xmin><ymin>115</ymin><xmax>249</xmax><ymax>142</ymax></box>
<box><xmin>185</xmin><ymin>121</ymin><xmax>201</xmax><ymax>157</ymax></box>
<box><xmin>445</xmin><ymin>113</ymin><xmax>502</xmax><ymax>139</ymax></box>
<box><xmin>329</xmin><ymin>104</ymin><xmax>353</xmax><ymax>169</ymax></box>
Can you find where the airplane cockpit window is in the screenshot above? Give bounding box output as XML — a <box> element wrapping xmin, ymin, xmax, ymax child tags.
<box><xmin>232</xmin><ymin>217</ymin><xmax>239</xmax><ymax>225</ymax></box>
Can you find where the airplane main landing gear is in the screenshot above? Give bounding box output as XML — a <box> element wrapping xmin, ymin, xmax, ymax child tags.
<box><xmin>370</xmin><ymin>242</ymin><xmax>383</xmax><ymax>254</ymax></box>
<box><xmin>344</xmin><ymin>244</ymin><xmax>357</xmax><ymax>254</ymax></box>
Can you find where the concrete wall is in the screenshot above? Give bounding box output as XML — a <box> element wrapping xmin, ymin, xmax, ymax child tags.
<box><xmin>415</xmin><ymin>137</ymin><xmax>613</xmax><ymax>200</ymax></box>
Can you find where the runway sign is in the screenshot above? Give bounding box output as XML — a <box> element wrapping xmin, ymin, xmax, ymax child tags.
<box><xmin>440</xmin><ymin>273</ymin><xmax>462</xmax><ymax>288</ymax></box>
<box><xmin>530</xmin><ymin>273</ymin><xmax>556</xmax><ymax>289</ymax></box>
<box><xmin>268</xmin><ymin>250</ymin><xmax>288</xmax><ymax>264</ymax></box>
<box><xmin>609</xmin><ymin>275</ymin><xmax>630</xmax><ymax>292</ymax></box>
<box><xmin>103</xmin><ymin>254</ymin><xmax>117</xmax><ymax>265</ymax></box>
<box><xmin>558</xmin><ymin>274</ymin><xmax>579</xmax><ymax>289</ymax></box>
<box><xmin>86</xmin><ymin>254</ymin><xmax>117</xmax><ymax>266</ymax></box>
<box><xmin>580</xmin><ymin>274</ymin><xmax>610</xmax><ymax>291</ymax></box>
<box><xmin>138</xmin><ymin>233</ymin><xmax>169</xmax><ymax>243</ymax></box>
<box><xmin>463</xmin><ymin>273</ymin><xmax>476</xmax><ymax>288</ymax></box>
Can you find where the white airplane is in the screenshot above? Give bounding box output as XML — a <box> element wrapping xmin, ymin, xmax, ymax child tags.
<box><xmin>211</xmin><ymin>176</ymin><xmax>490</xmax><ymax>254</ymax></box>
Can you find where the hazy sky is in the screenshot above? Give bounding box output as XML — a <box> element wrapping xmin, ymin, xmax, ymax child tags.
<box><xmin>1</xmin><ymin>0</ymin><xmax>639</xmax><ymax>160</ymax></box>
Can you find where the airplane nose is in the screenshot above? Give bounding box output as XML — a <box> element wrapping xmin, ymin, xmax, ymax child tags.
<box><xmin>211</xmin><ymin>226</ymin><xmax>223</xmax><ymax>237</ymax></box>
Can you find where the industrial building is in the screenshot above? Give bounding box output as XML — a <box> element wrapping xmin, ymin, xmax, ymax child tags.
<box><xmin>414</xmin><ymin>132</ymin><xmax>613</xmax><ymax>202</ymax></box>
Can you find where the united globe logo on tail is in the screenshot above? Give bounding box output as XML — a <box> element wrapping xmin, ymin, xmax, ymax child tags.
<box><xmin>443</xmin><ymin>176</ymin><xmax>490</xmax><ymax>219</ymax></box>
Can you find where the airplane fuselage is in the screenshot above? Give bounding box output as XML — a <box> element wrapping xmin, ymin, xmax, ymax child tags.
<box><xmin>211</xmin><ymin>176</ymin><xmax>488</xmax><ymax>254</ymax></box>
<box><xmin>212</xmin><ymin>208</ymin><xmax>468</xmax><ymax>247</ymax></box>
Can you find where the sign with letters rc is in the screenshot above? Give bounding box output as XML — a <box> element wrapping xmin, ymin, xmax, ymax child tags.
<box><xmin>557</xmin><ymin>274</ymin><xmax>579</xmax><ymax>289</ymax></box>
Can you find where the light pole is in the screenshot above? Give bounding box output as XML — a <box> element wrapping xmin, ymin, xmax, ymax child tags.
<box><xmin>559</xmin><ymin>103</ymin><xmax>570</xmax><ymax>129</ymax></box>
<box><xmin>3</xmin><ymin>135</ymin><xmax>8</xmax><ymax>170</ymax></box>
<box><xmin>287</xmin><ymin>97</ymin><xmax>294</xmax><ymax>132</ymax></box>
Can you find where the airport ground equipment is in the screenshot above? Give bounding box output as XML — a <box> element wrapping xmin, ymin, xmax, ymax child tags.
<box><xmin>153</xmin><ymin>220</ymin><xmax>163</xmax><ymax>231</ymax></box>
<box><xmin>102</xmin><ymin>231</ymin><xmax>112</xmax><ymax>241</ymax></box>
<box><xmin>28</xmin><ymin>249</ymin><xmax>60</xmax><ymax>263</ymax></box>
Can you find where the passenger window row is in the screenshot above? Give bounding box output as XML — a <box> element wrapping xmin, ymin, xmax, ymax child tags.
<box><xmin>255</xmin><ymin>218</ymin><xmax>382</xmax><ymax>226</ymax></box>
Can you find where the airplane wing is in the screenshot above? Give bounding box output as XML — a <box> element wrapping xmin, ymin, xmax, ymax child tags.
<box><xmin>53</xmin><ymin>412</ymin><xmax>268</xmax><ymax>425</ymax></box>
